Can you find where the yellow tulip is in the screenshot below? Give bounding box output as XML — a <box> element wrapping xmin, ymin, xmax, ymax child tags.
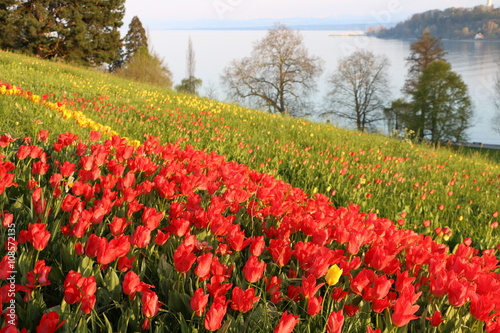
<box><xmin>325</xmin><ymin>264</ymin><xmax>343</xmax><ymax>286</ymax></box>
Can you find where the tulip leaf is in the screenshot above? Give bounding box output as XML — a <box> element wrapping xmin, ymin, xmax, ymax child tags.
<box><xmin>78</xmin><ymin>256</ymin><xmax>95</xmax><ymax>276</ymax></box>
<box><xmin>118</xmin><ymin>307</ymin><xmax>133</xmax><ymax>332</ymax></box>
<box><xmin>11</xmin><ymin>194</ymin><xmax>25</xmax><ymax>212</ymax></box>
<box><xmin>167</xmin><ymin>290</ymin><xmax>192</xmax><ymax>317</ymax></box>
<box><xmin>178</xmin><ymin>313</ymin><xmax>191</xmax><ymax>333</ymax></box>
<box><xmin>77</xmin><ymin>316</ymin><xmax>90</xmax><ymax>333</ymax></box>
<box><xmin>102</xmin><ymin>313</ymin><xmax>113</xmax><ymax>333</ymax></box>
<box><xmin>60</xmin><ymin>242</ymin><xmax>78</xmax><ymax>271</ymax></box>
<box><xmin>217</xmin><ymin>317</ymin><xmax>232</xmax><ymax>333</ymax></box>
<box><xmin>103</xmin><ymin>268</ymin><xmax>120</xmax><ymax>293</ymax></box>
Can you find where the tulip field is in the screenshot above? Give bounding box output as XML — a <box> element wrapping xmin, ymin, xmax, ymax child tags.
<box><xmin>1</xmin><ymin>50</ymin><xmax>500</xmax><ymax>332</ymax></box>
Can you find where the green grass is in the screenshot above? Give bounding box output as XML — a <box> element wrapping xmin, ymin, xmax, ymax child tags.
<box><xmin>452</xmin><ymin>145</ymin><xmax>500</xmax><ymax>163</ymax></box>
<box><xmin>1</xmin><ymin>49</ymin><xmax>500</xmax><ymax>250</ymax></box>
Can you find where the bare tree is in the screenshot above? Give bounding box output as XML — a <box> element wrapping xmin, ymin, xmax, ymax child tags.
<box><xmin>221</xmin><ymin>23</ymin><xmax>323</xmax><ymax>115</ymax></box>
<box><xmin>325</xmin><ymin>50</ymin><xmax>390</xmax><ymax>132</ymax></box>
<box><xmin>187</xmin><ymin>36</ymin><xmax>195</xmax><ymax>80</ymax></box>
<box><xmin>403</xmin><ymin>28</ymin><xmax>447</xmax><ymax>95</ymax></box>
<box><xmin>176</xmin><ymin>37</ymin><xmax>202</xmax><ymax>95</ymax></box>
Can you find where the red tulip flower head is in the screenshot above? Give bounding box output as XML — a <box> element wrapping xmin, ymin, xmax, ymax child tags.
<box><xmin>274</xmin><ymin>311</ymin><xmax>299</xmax><ymax>333</ymax></box>
<box><xmin>36</xmin><ymin>311</ymin><xmax>65</xmax><ymax>333</ymax></box>
<box><xmin>204</xmin><ymin>298</ymin><xmax>227</xmax><ymax>331</ymax></box>
<box><xmin>242</xmin><ymin>255</ymin><xmax>266</xmax><ymax>283</ymax></box>
<box><xmin>230</xmin><ymin>287</ymin><xmax>260</xmax><ymax>313</ymax></box>
<box><xmin>191</xmin><ymin>288</ymin><xmax>209</xmax><ymax>317</ymax></box>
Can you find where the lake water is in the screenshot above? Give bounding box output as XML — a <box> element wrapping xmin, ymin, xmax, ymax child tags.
<box><xmin>148</xmin><ymin>29</ymin><xmax>500</xmax><ymax>145</ymax></box>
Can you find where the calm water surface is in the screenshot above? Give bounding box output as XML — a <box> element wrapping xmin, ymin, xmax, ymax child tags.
<box><xmin>149</xmin><ymin>30</ymin><xmax>500</xmax><ymax>145</ymax></box>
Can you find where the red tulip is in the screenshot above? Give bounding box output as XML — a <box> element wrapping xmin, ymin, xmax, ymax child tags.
<box><xmin>268</xmin><ymin>239</ymin><xmax>293</xmax><ymax>267</ymax></box>
<box><xmin>61</xmin><ymin>194</ymin><xmax>80</xmax><ymax>213</ymax></box>
<box><xmin>131</xmin><ymin>225</ymin><xmax>151</xmax><ymax>248</ymax></box>
<box><xmin>204</xmin><ymin>299</ymin><xmax>227</xmax><ymax>331</ymax></box>
<box><xmin>32</xmin><ymin>161</ymin><xmax>50</xmax><ymax>175</ymax></box>
<box><xmin>89</xmin><ymin>131</ymin><xmax>101</xmax><ymax>141</ymax></box>
<box><xmin>63</xmin><ymin>271</ymin><xmax>96</xmax><ymax>314</ymax></box>
<box><xmin>16</xmin><ymin>145</ymin><xmax>31</xmax><ymax>160</ymax></box>
<box><xmin>351</xmin><ymin>268</ymin><xmax>375</xmax><ymax>296</ymax></box>
<box><xmin>0</xmin><ymin>254</ymin><xmax>13</xmax><ymax>280</ymax></box>
<box><xmin>194</xmin><ymin>253</ymin><xmax>213</xmax><ymax>280</ymax></box>
<box><xmin>0</xmin><ymin>134</ymin><xmax>17</xmax><ymax>147</ymax></box>
<box><xmin>230</xmin><ymin>287</ymin><xmax>260</xmax><ymax>313</ymax></box>
<box><xmin>226</xmin><ymin>225</ymin><xmax>250</xmax><ymax>252</ymax></box>
<box><xmin>326</xmin><ymin>310</ymin><xmax>344</xmax><ymax>333</ymax></box>
<box><xmin>122</xmin><ymin>270</ymin><xmax>154</xmax><ymax>299</ymax></box>
<box><xmin>366</xmin><ymin>275</ymin><xmax>393</xmax><ymax>301</ymax></box>
<box><xmin>429</xmin><ymin>271</ymin><xmax>448</xmax><ymax>297</ymax></box>
<box><xmin>191</xmin><ymin>288</ymin><xmax>209</xmax><ymax>316</ymax></box>
<box><xmin>28</xmin><ymin>223</ymin><xmax>51</xmax><ymax>251</ymax></box>
<box><xmin>448</xmin><ymin>278</ymin><xmax>470</xmax><ymax>307</ymax></box>
<box><xmin>59</xmin><ymin>161</ymin><xmax>76</xmax><ymax>177</ymax></box>
<box><xmin>426</xmin><ymin>310</ymin><xmax>445</xmax><ymax>327</ymax></box>
<box><xmin>117</xmin><ymin>256</ymin><xmax>134</xmax><ymax>272</ymax></box>
<box><xmin>344</xmin><ymin>303</ymin><xmax>360</xmax><ymax>317</ymax></box>
<box><xmin>26</xmin><ymin>260</ymin><xmax>51</xmax><ymax>287</ymax></box>
<box><xmin>98</xmin><ymin>235</ymin><xmax>130</xmax><ymax>265</ymax></box>
<box><xmin>1</xmin><ymin>212</ymin><xmax>13</xmax><ymax>228</ymax></box>
<box><xmin>331</xmin><ymin>287</ymin><xmax>348</xmax><ymax>302</ymax></box>
<box><xmin>391</xmin><ymin>286</ymin><xmax>421</xmax><ymax>327</ymax></box>
<box><xmin>300</xmin><ymin>274</ymin><xmax>324</xmax><ymax>299</ymax></box>
<box><xmin>250</xmin><ymin>236</ymin><xmax>265</xmax><ymax>256</ymax></box>
<box><xmin>207</xmin><ymin>276</ymin><xmax>233</xmax><ymax>299</ymax></box>
<box><xmin>470</xmin><ymin>295</ymin><xmax>495</xmax><ymax>322</ymax></box>
<box><xmin>142</xmin><ymin>291</ymin><xmax>159</xmax><ymax>318</ymax></box>
<box><xmin>307</xmin><ymin>296</ymin><xmax>323</xmax><ymax>317</ymax></box>
<box><xmin>84</xmin><ymin>234</ymin><xmax>104</xmax><ymax>258</ymax></box>
<box><xmin>141</xmin><ymin>207</ymin><xmax>163</xmax><ymax>230</ymax></box>
<box><xmin>36</xmin><ymin>311</ymin><xmax>65</xmax><ymax>333</ymax></box>
<box><xmin>108</xmin><ymin>216</ymin><xmax>131</xmax><ymax>237</ymax></box>
<box><xmin>274</xmin><ymin>311</ymin><xmax>299</xmax><ymax>333</ymax></box>
<box><xmin>154</xmin><ymin>230</ymin><xmax>170</xmax><ymax>246</ymax></box>
<box><xmin>242</xmin><ymin>255</ymin><xmax>266</xmax><ymax>283</ymax></box>
<box><xmin>173</xmin><ymin>243</ymin><xmax>197</xmax><ymax>274</ymax></box>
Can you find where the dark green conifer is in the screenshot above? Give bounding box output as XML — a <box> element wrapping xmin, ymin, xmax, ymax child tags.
<box><xmin>0</xmin><ymin>0</ymin><xmax>124</xmax><ymax>67</ymax></box>
<box><xmin>123</xmin><ymin>16</ymin><xmax>148</xmax><ymax>60</ymax></box>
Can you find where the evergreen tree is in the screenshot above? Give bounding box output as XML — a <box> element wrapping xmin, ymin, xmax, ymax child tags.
<box><xmin>124</xmin><ymin>16</ymin><xmax>148</xmax><ymax>60</ymax></box>
<box><xmin>0</xmin><ymin>0</ymin><xmax>124</xmax><ymax>67</ymax></box>
<box><xmin>0</xmin><ymin>0</ymin><xmax>19</xmax><ymax>50</ymax></box>
<box><xmin>60</xmin><ymin>0</ymin><xmax>125</xmax><ymax>66</ymax></box>
<box><xmin>403</xmin><ymin>29</ymin><xmax>447</xmax><ymax>95</ymax></box>
<box><xmin>109</xmin><ymin>15</ymin><xmax>148</xmax><ymax>72</ymax></box>
<box><xmin>0</xmin><ymin>1</ymin><xmax>63</xmax><ymax>57</ymax></box>
<box><xmin>408</xmin><ymin>60</ymin><xmax>473</xmax><ymax>143</ymax></box>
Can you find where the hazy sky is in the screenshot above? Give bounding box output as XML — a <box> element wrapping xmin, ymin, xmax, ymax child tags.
<box><xmin>124</xmin><ymin>0</ymin><xmax>489</xmax><ymax>26</ymax></box>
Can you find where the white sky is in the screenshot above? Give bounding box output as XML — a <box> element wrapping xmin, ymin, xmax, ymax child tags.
<box><xmin>124</xmin><ymin>0</ymin><xmax>489</xmax><ymax>26</ymax></box>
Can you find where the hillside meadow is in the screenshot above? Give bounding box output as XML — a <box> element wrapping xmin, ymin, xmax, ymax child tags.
<box><xmin>1</xmin><ymin>50</ymin><xmax>500</xmax><ymax>332</ymax></box>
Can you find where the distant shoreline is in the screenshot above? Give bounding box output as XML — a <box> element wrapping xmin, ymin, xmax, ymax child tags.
<box><xmin>373</xmin><ymin>35</ymin><xmax>500</xmax><ymax>43</ymax></box>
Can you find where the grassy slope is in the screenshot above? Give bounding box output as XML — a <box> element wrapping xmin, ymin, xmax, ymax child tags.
<box><xmin>1</xmin><ymin>50</ymin><xmax>500</xmax><ymax>249</ymax></box>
